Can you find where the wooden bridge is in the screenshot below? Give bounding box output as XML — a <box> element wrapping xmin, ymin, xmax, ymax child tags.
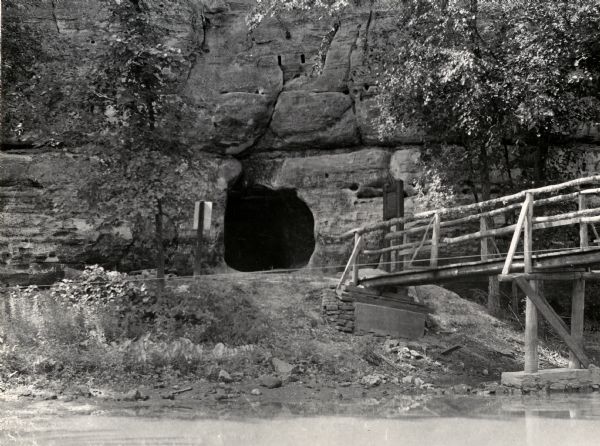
<box><xmin>338</xmin><ymin>175</ymin><xmax>600</xmax><ymax>388</ymax></box>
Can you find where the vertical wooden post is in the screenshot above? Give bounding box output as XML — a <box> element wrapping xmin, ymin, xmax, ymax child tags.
<box><xmin>480</xmin><ymin>217</ymin><xmax>488</xmax><ymax>261</ymax></box>
<box><xmin>523</xmin><ymin>192</ymin><xmax>538</xmax><ymax>373</ymax></box>
<box><xmin>569</xmin><ymin>278</ymin><xmax>586</xmax><ymax>369</ymax></box>
<box><xmin>382</xmin><ymin>183</ymin><xmax>390</xmax><ymax>272</ymax></box>
<box><xmin>430</xmin><ymin>213</ymin><xmax>441</xmax><ymax>268</ymax></box>
<box><xmin>569</xmin><ymin>194</ymin><xmax>588</xmax><ymax>368</ymax></box>
<box><xmin>579</xmin><ymin>194</ymin><xmax>589</xmax><ymax>249</ymax></box>
<box><xmin>396</xmin><ymin>181</ymin><xmax>404</xmax><ymax>272</ymax></box>
<box><xmin>194</xmin><ymin>202</ymin><xmax>205</xmax><ymax>276</ymax></box>
<box><xmin>389</xmin><ymin>225</ymin><xmax>397</xmax><ymax>273</ymax></box>
<box><xmin>382</xmin><ymin>180</ymin><xmax>404</xmax><ymax>272</ymax></box>
<box><xmin>352</xmin><ymin>232</ymin><xmax>360</xmax><ymax>285</ymax></box>
<box><xmin>403</xmin><ymin>232</ymin><xmax>409</xmax><ymax>270</ymax></box>
<box><xmin>482</xmin><ymin>216</ymin><xmax>500</xmax><ymax>315</ymax></box>
<box><xmin>194</xmin><ymin>201</ymin><xmax>212</xmax><ymax>276</ymax></box>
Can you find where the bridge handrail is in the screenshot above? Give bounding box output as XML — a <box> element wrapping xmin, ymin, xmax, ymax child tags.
<box><xmin>341</xmin><ymin>175</ymin><xmax>600</xmax><ymax>239</ymax></box>
<box><xmin>337</xmin><ymin>176</ymin><xmax>600</xmax><ymax>286</ymax></box>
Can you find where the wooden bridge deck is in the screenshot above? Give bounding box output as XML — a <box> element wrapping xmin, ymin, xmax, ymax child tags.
<box><xmin>359</xmin><ymin>247</ymin><xmax>600</xmax><ymax>288</ymax></box>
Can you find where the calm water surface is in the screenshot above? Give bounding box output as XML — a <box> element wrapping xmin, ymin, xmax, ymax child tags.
<box><xmin>2</xmin><ymin>394</ymin><xmax>600</xmax><ymax>445</ymax></box>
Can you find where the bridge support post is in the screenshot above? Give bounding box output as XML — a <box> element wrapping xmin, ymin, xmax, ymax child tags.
<box><xmin>569</xmin><ymin>279</ymin><xmax>586</xmax><ymax>369</ymax></box>
<box><xmin>569</xmin><ymin>193</ymin><xmax>588</xmax><ymax>368</ymax></box>
<box><xmin>524</xmin><ymin>285</ymin><xmax>539</xmax><ymax>373</ymax></box>
<box><xmin>523</xmin><ymin>192</ymin><xmax>539</xmax><ymax>373</ymax></box>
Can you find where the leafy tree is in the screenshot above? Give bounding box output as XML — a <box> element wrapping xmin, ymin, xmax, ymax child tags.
<box><xmin>250</xmin><ymin>0</ymin><xmax>600</xmax><ymax>314</ymax></box>
<box><xmin>71</xmin><ymin>1</ymin><xmax>208</xmax><ymax>282</ymax></box>
<box><xmin>374</xmin><ymin>0</ymin><xmax>600</xmax><ymax>314</ymax></box>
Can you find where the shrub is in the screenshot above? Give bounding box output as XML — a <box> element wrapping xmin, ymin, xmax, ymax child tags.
<box><xmin>0</xmin><ymin>266</ymin><xmax>270</xmax><ymax>379</ymax></box>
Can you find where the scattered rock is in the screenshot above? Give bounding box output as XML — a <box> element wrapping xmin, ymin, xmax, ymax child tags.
<box><xmin>218</xmin><ymin>369</ymin><xmax>233</xmax><ymax>383</ymax></box>
<box><xmin>360</xmin><ymin>374</ymin><xmax>383</xmax><ymax>388</ymax></box>
<box><xmin>414</xmin><ymin>377</ymin><xmax>424</xmax><ymax>387</ymax></box>
<box><xmin>452</xmin><ymin>384</ymin><xmax>471</xmax><ymax>395</ymax></box>
<box><xmin>339</xmin><ymin>382</ymin><xmax>352</xmax><ymax>387</ymax></box>
<box><xmin>482</xmin><ymin>368</ymin><xmax>489</xmax><ymax>376</ymax></box>
<box><xmin>271</xmin><ymin>358</ymin><xmax>299</xmax><ymax>376</ymax></box>
<box><xmin>212</xmin><ymin>343</ymin><xmax>226</xmax><ymax>358</ymax></box>
<box><xmin>250</xmin><ymin>388</ymin><xmax>262</xmax><ymax>396</ymax></box>
<box><xmin>384</xmin><ymin>339</ymin><xmax>404</xmax><ymax>354</ymax></box>
<box><xmin>402</xmin><ymin>375</ymin><xmax>414</xmax><ymax>384</ymax></box>
<box><xmin>122</xmin><ymin>389</ymin><xmax>147</xmax><ymax>401</ymax></box>
<box><xmin>259</xmin><ymin>375</ymin><xmax>282</xmax><ymax>389</ymax></box>
<box><xmin>409</xmin><ymin>350</ymin><xmax>423</xmax><ymax>360</ymax></box>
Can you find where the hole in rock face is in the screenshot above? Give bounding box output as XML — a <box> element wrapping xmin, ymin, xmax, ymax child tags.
<box><xmin>277</xmin><ymin>55</ymin><xmax>282</xmax><ymax>66</ymax></box>
<box><xmin>225</xmin><ymin>185</ymin><xmax>315</xmax><ymax>272</ymax></box>
<box><xmin>300</xmin><ymin>54</ymin><xmax>305</xmax><ymax>64</ymax></box>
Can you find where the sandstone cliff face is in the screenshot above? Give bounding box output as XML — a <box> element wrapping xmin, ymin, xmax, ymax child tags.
<box><xmin>2</xmin><ymin>0</ymin><xmax>598</xmax><ymax>281</ymax></box>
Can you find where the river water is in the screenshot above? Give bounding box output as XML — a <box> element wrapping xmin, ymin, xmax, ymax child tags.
<box><xmin>2</xmin><ymin>394</ymin><xmax>600</xmax><ymax>445</ymax></box>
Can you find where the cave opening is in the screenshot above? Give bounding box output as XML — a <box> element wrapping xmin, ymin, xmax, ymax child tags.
<box><xmin>224</xmin><ymin>185</ymin><xmax>315</xmax><ymax>272</ymax></box>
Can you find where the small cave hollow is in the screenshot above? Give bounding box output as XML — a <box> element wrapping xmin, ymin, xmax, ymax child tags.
<box><xmin>224</xmin><ymin>185</ymin><xmax>315</xmax><ymax>272</ymax></box>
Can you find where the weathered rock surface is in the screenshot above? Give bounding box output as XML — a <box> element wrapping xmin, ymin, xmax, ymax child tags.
<box><xmin>0</xmin><ymin>149</ymin><xmax>241</xmax><ymax>282</ymax></box>
<box><xmin>243</xmin><ymin>147</ymin><xmax>421</xmax><ymax>267</ymax></box>
<box><xmin>3</xmin><ymin>0</ymin><xmax>599</xmax><ymax>282</ymax></box>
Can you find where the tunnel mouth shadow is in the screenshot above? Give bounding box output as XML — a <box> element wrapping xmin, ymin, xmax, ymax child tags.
<box><xmin>224</xmin><ymin>185</ymin><xmax>315</xmax><ymax>272</ymax></box>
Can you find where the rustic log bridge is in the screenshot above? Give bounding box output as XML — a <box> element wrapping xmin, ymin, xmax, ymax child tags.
<box><xmin>338</xmin><ymin>176</ymin><xmax>600</xmax><ymax>389</ymax></box>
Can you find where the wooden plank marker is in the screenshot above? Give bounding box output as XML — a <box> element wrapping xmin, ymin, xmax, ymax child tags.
<box><xmin>382</xmin><ymin>180</ymin><xmax>404</xmax><ymax>272</ymax></box>
<box><xmin>194</xmin><ymin>201</ymin><xmax>212</xmax><ymax>276</ymax></box>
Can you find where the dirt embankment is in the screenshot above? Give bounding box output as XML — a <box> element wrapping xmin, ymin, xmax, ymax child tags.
<box><xmin>0</xmin><ymin>273</ymin><xmax>588</xmax><ymax>408</ymax></box>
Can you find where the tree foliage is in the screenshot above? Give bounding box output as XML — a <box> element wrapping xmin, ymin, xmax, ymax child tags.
<box><xmin>376</xmin><ymin>0</ymin><xmax>600</xmax><ymax>192</ymax></box>
<box><xmin>250</xmin><ymin>0</ymin><xmax>600</xmax><ymax>194</ymax></box>
<box><xmin>71</xmin><ymin>1</ymin><xmax>207</xmax><ymax>276</ymax></box>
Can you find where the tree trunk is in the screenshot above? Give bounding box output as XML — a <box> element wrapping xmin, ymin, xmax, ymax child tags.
<box><xmin>155</xmin><ymin>200</ymin><xmax>165</xmax><ymax>291</ymax></box>
<box><xmin>479</xmin><ymin>145</ymin><xmax>501</xmax><ymax>315</ymax></box>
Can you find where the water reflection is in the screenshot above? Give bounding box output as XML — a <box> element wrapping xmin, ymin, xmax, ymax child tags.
<box><xmin>3</xmin><ymin>394</ymin><xmax>600</xmax><ymax>446</ymax></box>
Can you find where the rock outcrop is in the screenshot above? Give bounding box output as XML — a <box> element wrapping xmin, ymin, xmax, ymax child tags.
<box><xmin>2</xmin><ymin>0</ymin><xmax>599</xmax><ymax>282</ymax></box>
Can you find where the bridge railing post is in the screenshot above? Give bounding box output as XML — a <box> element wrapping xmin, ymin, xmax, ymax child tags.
<box><xmin>502</xmin><ymin>193</ymin><xmax>534</xmax><ymax>275</ymax></box>
<box><xmin>480</xmin><ymin>216</ymin><xmax>489</xmax><ymax>262</ymax></box>
<box><xmin>352</xmin><ymin>232</ymin><xmax>360</xmax><ymax>285</ymax></box>
<box><xmin>336</xmin><ymin>232</ymin><xmax>364</xmax><ymax>294</ymax></box>
<box><xmin>430</xmin><ymin>213</ymin><xmax>441</xmax><ymax>268</ymax></box>
<box><xmin>579</xmin><ymin>194</ymin><xmax>589</xmax><ymax>249</ymax></box>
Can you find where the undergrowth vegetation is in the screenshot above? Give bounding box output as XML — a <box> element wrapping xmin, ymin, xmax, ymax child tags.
<box><xmin>0</xmin><ymin>266</ymin><xmax>269</xmax><ymax>380</ymax></box>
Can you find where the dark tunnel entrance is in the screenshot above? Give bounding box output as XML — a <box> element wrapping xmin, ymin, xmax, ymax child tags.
<box><xmin>224</xmin><ymin>185</ymin><xmax>315</xmax><ymax>272</ymax></box>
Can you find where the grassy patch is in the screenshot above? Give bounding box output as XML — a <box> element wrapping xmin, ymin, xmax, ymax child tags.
<box><xmin>0</xmin><ymin>266</ymin><xmax>270</xmax><ymax>382</ymax></box>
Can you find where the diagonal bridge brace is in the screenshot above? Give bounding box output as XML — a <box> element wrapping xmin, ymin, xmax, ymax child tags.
<box><xmin>515</xmin><ymin>277</ymin><xmax>591</xmax><ymax>368</ymax></box>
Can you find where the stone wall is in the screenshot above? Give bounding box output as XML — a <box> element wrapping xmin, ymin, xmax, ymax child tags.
<box><xmin>321</xmin><ymin>288</ymin><xmax>356</xmax><ymax>333</ymax></box>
